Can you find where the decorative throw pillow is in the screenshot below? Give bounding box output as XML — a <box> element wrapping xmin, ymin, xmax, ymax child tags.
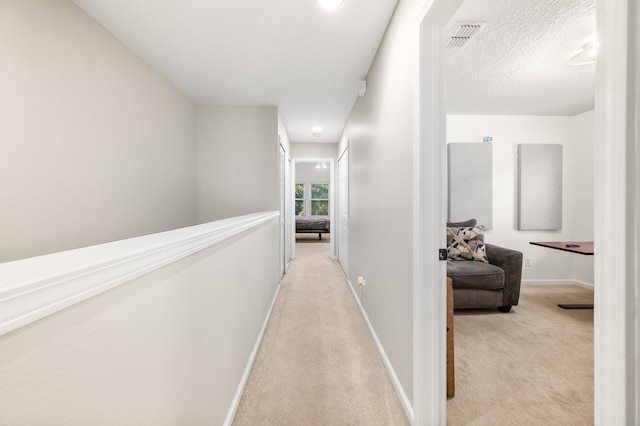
<box><xmin>446</xmin><ymin>218</ymin><xmax>477</xmax><ymax>228</ymax></box>
<box><xmin>446</xmin><ymin>226</ymin><xmax>489</xmax><ymax>263</ymax></box>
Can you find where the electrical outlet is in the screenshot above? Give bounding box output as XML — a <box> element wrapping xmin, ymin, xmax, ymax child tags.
<box><xmin>525</xmin><ymin>258</ymin><xmax>532</xmax><ymax>267</ymax></box>
<box><xmin>357</xmin><ymin>276</ymin><xmax>365</xmax><ymax>288</ymax></box>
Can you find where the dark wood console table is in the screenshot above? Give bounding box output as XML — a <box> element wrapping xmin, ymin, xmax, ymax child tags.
<box><xmin>529</xmin><ymin>241</ymin><xmax>594</xmax><ymax>309</ymax></box>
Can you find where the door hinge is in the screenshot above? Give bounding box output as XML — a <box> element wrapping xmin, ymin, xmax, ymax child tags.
<box><xmin>439</xmin><ymin>249</ymin><xmax>448</xmax><ymax>261</ymax></box>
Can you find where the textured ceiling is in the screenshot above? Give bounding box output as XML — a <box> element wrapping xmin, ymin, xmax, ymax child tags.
<box><xmin>72</xmin><ymin>0</ymin><xmax>398</xmax><ymax>143</ymax></box>
<box><xmin>445</xmin><ymin>0</ymin><xmax>596</xmax><ymax>116</ymax></box>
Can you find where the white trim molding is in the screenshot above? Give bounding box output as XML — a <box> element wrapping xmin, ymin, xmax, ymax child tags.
<box><xmin>413</xmin><ymin>1</ymin><xmax>464</xmax><ymax>424</ymax></box>
<box><xmin>346</xmin><ymin>279</ymin><xmax>414</xmax><ymax>422</ymax></box>
<box><xmin>521</xmin><ymin>279</ymin><xmax>595</xmax><ymax>289</ymax></box>
<box><xmin>0</xmin><ymin>211</ymin><xmax>279</xmax><ymax>337</ymax></box>
<box><xmin>595</xmin><ymin>0</ymin><xmax>638</xmax><ymax>423</ymax></box>
<box><xmin>629</xmin><ymin>0</ymin><xmax>640</xmax><ymax>420</ymax></box>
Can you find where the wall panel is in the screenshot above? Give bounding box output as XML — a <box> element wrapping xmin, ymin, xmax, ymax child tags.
<box><xmin>447</xmin><ymin>143</ymin><xmax>493</xmax><ymax>229</ymax></box>
<box><xmin>517</xmin><ymin>144</ymin><xmax>563</xmax><ymax>231</ymax></box>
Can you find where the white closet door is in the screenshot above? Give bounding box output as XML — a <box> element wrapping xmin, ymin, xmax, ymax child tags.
<box><xmin>279</xmin><ymin>144</ymin><xmax>286</xmax><ymax>277</ymax></box>
<box><xmin>338</xmin><ymin>148</ymin><xmax>349</xmax><ymax>275</ymax></box>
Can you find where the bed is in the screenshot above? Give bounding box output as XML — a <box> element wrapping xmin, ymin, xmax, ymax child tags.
<box><xmin>295</xmin><ymin>216</ymin><xmax>330</xmax><ymax>240</ymax></box>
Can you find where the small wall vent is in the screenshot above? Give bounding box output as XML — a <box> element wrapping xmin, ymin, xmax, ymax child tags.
<box><xmin>447</xmin><ymin>22</ymin><xmax>485</xmax><ymax>48</ymax></box>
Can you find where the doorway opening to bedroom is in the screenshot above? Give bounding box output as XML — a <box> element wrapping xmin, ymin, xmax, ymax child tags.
<box><xmin>291</xmin><ymin>158</ymin><xmax>335</xmax><ymax>260</ymax></box>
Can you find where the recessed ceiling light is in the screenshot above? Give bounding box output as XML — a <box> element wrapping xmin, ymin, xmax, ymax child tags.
<box><xmin>568</xmin><ymin>42</ymin><xmax>598</xmax><ymax>66</ymax></box>
<box><xmin>312</xmin><ymin>126</ymin><xmax>323</xmax><ymax>132</ymax></box>
<box><xmin>317</xmin><ymin>0</ymin><xmax>344</xmax><ymax>10</ymax></box>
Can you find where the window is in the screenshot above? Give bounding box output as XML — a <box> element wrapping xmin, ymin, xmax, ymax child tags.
<box><xmin>311</xmin><ymin>183</ymin><xmax>329</xmax><ymax>215</ymax></box>
<box><xmin>295</xmin><ymin>183</ymin><xmax>305</xmax><ymax>216</ymax></box>
<box><xmin>295</xmin><ymin>182</ymin><xmax>329</xmax><ymax>216</ymax></box>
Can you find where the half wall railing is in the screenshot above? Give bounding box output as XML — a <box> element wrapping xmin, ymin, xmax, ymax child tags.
<box><xmin>0</xmin><ymin>210</ymin><xmax>280</xmax><ymax>424</ymax></box>
<box><xmin>0</xmin><ymin>211</ymin><xmax>278</xmax><ymax>336</ymax></box>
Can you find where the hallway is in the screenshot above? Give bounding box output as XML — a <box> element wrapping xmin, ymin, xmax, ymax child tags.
<box><xmin>233</xmin><ymin>238</ymin><xmax>409</xmax><ymax>425</ymax></box>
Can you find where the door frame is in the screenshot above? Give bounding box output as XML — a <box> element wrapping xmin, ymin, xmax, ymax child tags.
<box><xmin>337</xmin><ymin>145</ymin><xmax>349</xmax><ymax>276</ymax></box>
<box><xmin>593</xmin><ymin>0</ymin><xmax>638</xmax><ymax>422</ymax></box>
<box><xmin>413</xmin><ymin>0</ymin><xmax>639</xmax><ymax>423</ymax></box>
<box><xmin>413</xmin><ymin>2</ymin><xmax>464</xmax><ymax>423</ymax></box>
<box><xmin>279</xmin><ymin>143</ymin><xmax>286</xmax><ymax>278</ymax></box>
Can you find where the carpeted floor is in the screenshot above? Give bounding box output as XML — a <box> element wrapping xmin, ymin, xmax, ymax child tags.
<box><xmin>233</xmin><ymin>242</ymin><xmax>409</xmax><ymax>426</ymax></box>
<box><xmin>447</xmin><ymin>284</ymin><xmax>594</xmax><ymax>425</ymax></box>
<box><xmin>233</xmin><ymin>242</ymin><xmax>593</xmax><ymax>425</ymax></box>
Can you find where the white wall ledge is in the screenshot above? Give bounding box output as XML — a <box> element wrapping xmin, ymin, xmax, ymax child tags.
<box><xmin>0</xmin><ymin>211</ymin><xmax>279</xmax><ymax>337</ymax></box>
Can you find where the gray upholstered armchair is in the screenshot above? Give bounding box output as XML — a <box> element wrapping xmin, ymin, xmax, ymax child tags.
<box><xmin>447</xmin><ymin>244</ymin><xmax>523</xmax><ymax>312</ymax></box>
<box><xmin>446</xmin><ymin>219</ymin><xmax>523</xmax><ymax>312</ymax></box>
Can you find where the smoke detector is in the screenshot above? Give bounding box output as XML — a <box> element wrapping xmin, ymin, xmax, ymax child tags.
<box><xmin>447</xmin><ymin>22</ymin><xmax>485</xmax><ymax>48</ymax></box>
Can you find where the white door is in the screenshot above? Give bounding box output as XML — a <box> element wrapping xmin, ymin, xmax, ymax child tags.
<box><xmin>286</xmin><ymin>157</ymin><xmax>292</xmax><ymax>267</ymax></box>
<box><xmin>338</xmin><ymin>148</ymin><xmax>349</xmax><ymax>276</ymax></box>
<box><xmin>279</xmin><ymin>144</ymin><xmax>286</xmax><ymax>277</ymax></box>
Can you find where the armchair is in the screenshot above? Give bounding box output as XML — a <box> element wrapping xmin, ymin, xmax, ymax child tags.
<box><xmin>446</xmin><ymin>220</ymin><xmax>523</xmax><ymax>312</ymax></box>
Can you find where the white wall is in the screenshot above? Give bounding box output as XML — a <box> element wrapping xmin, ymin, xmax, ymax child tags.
<box><xmin>446</xmin><ymin>111</ymin><xmax>595</xmax><ymax>284</ymax></box>
<box><xmin>0</xmin><ymin>0</ymin><xmax>198</xmax><ymax>263</ymax></box>
<box><xmin>338</xmin><ymin>0</ymin><xmax>421</xmax><ymax>405</ymax></box>
<box><xmin>290</xmin><ymin>142</ymin><xmax>338</xmax><ymax>159</ymax></box>
<box><xmin>0</xmin><ymin>218</ymin><xmax>280</xmax><ymax>424</ymax></box>
<box><xmin>295</xmin><ymin>162</ymin><xmax>331</xmax><ymax>183</ymax></box>
<box><xmin>0</xmin><ymin>2</ymin><xmax>290</xmax><ymax>423</ymax></box>
<box><xmin>569</xmin><ymin>110</ymin><xmax>595</xmax><ymax>284</ymax></box>
<box><xmin>278</xmin><ymin>115</ymin><xmax>292</xmax><ymax>156</ymax></box>
<box><xmin>197</xmin><ymin>106</ymin><xmax>279</xmax><ymax>222</ymax></box>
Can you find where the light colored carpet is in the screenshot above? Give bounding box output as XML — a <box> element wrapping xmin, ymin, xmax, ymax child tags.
<box><xmin>233</xmin><ymin>242</ymin><xmax>409</xmax><ymax>426</ymax></box>
<box><xmin>447</xmin><ymin>284</ymin><xmax>594</xmax><ymax>425</ymax></box>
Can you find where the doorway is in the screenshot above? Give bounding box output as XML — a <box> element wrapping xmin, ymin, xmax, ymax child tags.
<box><xmin>414</xmin><ymin>0</ymin><xmax>637</xmax><ymax>423</ymax></box>
<box><xmin>291</xmin><ymin>158</ymin><xmax>336</xmax><ymax>260</ymax></box>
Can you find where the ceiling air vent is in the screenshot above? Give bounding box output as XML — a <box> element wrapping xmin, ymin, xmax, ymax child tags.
<box><xmin>447</xmin><ymin>22</ymin><xmax>485</xmax><ymax>48</ymax></box>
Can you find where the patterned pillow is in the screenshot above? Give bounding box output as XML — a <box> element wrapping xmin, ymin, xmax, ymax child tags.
<box><xmin>446</xmin><ymin>219</ymin><xmax>477</xmax><ymax>228</ymax></box>
<box><xmin>446</xmin><ymin>226</ymin><xmax>489</xmax><ymax>263</ymax></box>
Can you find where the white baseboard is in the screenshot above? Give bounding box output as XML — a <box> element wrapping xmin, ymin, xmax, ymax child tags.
<box><xmin>572</xmin><ymin>280</ymin><xmax>594</xmax><ymax>289</ymax></box>
<box><xmin>224</xmin><ymin>284</ymin><xmax>282</xmax><ymax>426</ymax></box>
<box><xmin>346</xmin><ymin>280</ymin><xmax>414</xmax><ymax>423</ymax></box>
<box><xmin>522</xmin><ymin>279</ymin><xmax>594</xmax><ymax>289</ymax></box>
